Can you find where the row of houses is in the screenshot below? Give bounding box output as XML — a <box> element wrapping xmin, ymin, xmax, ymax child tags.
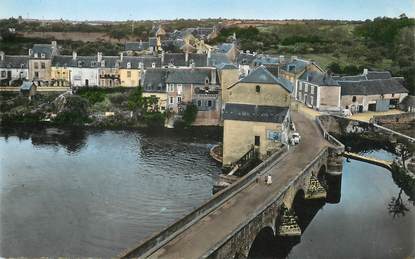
<box><xmin>278</xmin><ymin>58</ymin><xmax>409</xmax><ymax>113</ymax></box>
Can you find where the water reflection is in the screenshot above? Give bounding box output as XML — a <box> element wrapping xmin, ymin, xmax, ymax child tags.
<box><xmin>0</xmin><ymin>127</ymin><xmax>220</xmax><ymax>257</ymax></box>
<box><xmin>388</xmin><ymin>189</ymin><xmax>411</xmax><ymax>218</ymax></box>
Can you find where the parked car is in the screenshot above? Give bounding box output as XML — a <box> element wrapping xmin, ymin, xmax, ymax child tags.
<box><xmin>291</xmin><ymin>132</ymin><xmax>301</xmax><ymax>145</ymax></box>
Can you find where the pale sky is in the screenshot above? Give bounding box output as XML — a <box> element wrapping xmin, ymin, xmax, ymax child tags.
<box><xmin>1</xmin><ymin>0</ymin><xmax>414</xmax><ymax>21</ymax></box>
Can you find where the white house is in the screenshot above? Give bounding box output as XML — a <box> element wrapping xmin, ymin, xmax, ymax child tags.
<box><xmin>0</xmin><ymin>51</ymin><xmax>29</xmax><ymax>85</ymax></box>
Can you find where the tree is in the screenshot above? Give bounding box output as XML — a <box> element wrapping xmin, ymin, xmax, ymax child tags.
<box><xmin>388</xmin><ymin>189</ymin><xmax>410</xmax><ymax>218</ymax></box>
<box><xmin>327</xmin><ymin>62</ymin><xmax>342</xmax><ymax>74</ymax></box>
<box><xmin>182</xmin><ymin>103</ymin><xmax>198</xmax><ymax>127</ymax></box>
<box><xmin>395</xmin><ymin>141</ymin><xmax>414</xmax><ymax>169</ymax></box>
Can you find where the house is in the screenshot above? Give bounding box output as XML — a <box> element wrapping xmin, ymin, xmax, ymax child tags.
<box><xmin>222</xmin><ymin>66</ymin><xmax>293</xmax><ymax>167</ymax></box>
<box><xmin>338</xmin><ymin>78</ymin><xmax>409</xmax><ymax>113</ymax></box>
<box><xmin>215</xmin><ymin>42</ymin><xmax>239</xmax><ymax>63</ymax></box>
<box><xmin>141</xmin><ymin>68</ymin><xmax>168</xmax><ymax>112</ymax></box>
<box><xmin>124</xmin><ymin>41</ymin><xmax>149</xmax><ymax>55</ymax></box>
<box><xmin>217</xmin><ymin>63</ymin><xmax>240</xmax><ymax>106</ymax></box>
<box><xmin>165</xmin><ymin>67</ymin><xmax>221</xmax><ymax>125</ymax></box>
<box><xmin>51</xmin><ymin>54</ymin><xmax>74</xmax><ymax>87</ymax></box>
<box><xmin>279</xmin><ymin>57</ymin><xmax>323</xmax><ymax>93</ymax></box>
<box><xmin>297</xmin><ymin>70</ymin><xmax>341</xmax><ymax>111</ymax></box>
<box><xmin>0</xmin><ymin>51</ymin><xmax>29</xmax><ymax>86</ymax></box>
<box><xmin>67</xmin><ymin>55</ymin><xmax>100</xmax><ymax>87</ymax></box>
<box><xmin>399</xmin><ymin>95</ymin><xmax>415</xmax><ymax>112</ymax></box>
<box><xmin>119</xmin><ymin>56</ymin><xmax>143</xmax><ymax>87</ymax></box>
<box><xmin>98</xmin><ymin>54</ymin><xmax>121</xmax><ymax>87</ymax></box>
<box><xmin>28</xmin><ymin>41</ymin><xmax>59</xmax><ymax>86</ymax></box>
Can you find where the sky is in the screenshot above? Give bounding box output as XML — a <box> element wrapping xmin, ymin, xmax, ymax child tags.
<box><xmin>1</xmin><ymin>0</ymin><xmax>414</xmax><ymax>21</ymax></box>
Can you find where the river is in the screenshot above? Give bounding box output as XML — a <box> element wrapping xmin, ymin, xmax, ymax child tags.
<box><xmin>0</xmin><ymin>127</ymin><xmax>221</xmax><ymax>257</ymax></box>
<box><xmin>0</xmin><ymin>128</ymin><xmax>414</xmax><ymax>258</ymax></box>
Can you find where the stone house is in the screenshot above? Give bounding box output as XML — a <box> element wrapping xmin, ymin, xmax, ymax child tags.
<box><xmin>223</xmin><ymin>104</ymin><xmax>290</xmax><ymax>166</ymax></box>
<box><xmin>217</xmin><ymin>63</ymin><xmax>240</xmax><ymax>106</ymax></box>
<box><xmin>215</xmin><ymin>42</ymin><xmax>239</xmax><ymax>63</ymax></box>
<box><xmin>98</xmin><ymin>54</ymin><xmax>121</xmax><ymax>87</ymax></box>
<box><xmin>141</xmin><ymin>68</ymin><xmax>168</xmax><ymax>112</ymax></box>
<box><xmin>338</xmin><ymin>78</ymin><xmax>409</xmax><ymax>113</ymax></box>
<box><xmin>165</xmin><ymin>67</ymin><xmax>221</xmax><ymax>125</ymax></box>
<box><xmin>222</xmin><ymin>66</ymin><xmax>293</xmax><ymax>166</ymax></box>
<box><xmin>0</xmin><ymin>51</ymin><xmax>29</xmax><ymax>86</ymax></box>
<box><xmin>296</xmin><ymin>70</ymin><xmax>341</xmax><ymax>111</ymax></box>
<box><xmin>28</xmin><ymin>41</ymin><xmax>59</xmax><ymax>86</ymax></box>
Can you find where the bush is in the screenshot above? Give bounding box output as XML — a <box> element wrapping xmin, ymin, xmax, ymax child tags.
<box><xmin>77</xmin><ymin>88</ymin><xmax>106</xmax><ymax>104</ymax></box>
<box><xmin>143</xmin><ymin>112</ymin><xmax>165</xmax><ymax>128</ymax></box>
<box><xmin>182</xmin><ymin>104</ymin><xmax>198</xmax><ymax>127</ymax></box>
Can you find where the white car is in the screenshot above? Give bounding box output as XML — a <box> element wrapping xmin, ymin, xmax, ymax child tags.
<box><xmin>291</xmin><ymin>132</ymin><xmax>301</xmax><ymax>145</ymax></box>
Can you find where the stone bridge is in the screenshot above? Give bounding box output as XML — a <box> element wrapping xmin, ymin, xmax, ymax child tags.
<box><xmin>120</xmin><ymin>112</ymin><xmax>344</xmax><ymax>259</ymax></box>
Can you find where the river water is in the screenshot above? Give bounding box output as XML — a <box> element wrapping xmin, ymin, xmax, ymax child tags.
<box><xmin>0</xmin><ymin>129</ymin><xmax>414</xmax><ymax>258</ymax></box>
<box><xmin>0</xmin><ymin>127</ymin><xmax>221</xmax><ymax>257</ymax></box>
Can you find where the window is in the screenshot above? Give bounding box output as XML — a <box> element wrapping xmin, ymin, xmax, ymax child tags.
<box><xmin>207</xmin><ymin>100</ymin><xmax>212</xmax><ymax>107</ymax></box>
<box><xmin>167</xmin><ymin>84</ymin><xmax>175</xmax><ymax>92</ymax></box>
<box><xmin>177</xmin><ymin>84</ymin><xmax>182</xmax><ymax>94</ymax></box>
<box><xmin>152</xmin><ymin>62</ymin><xmax>156</xmax><ymax>68</ymax></box>
<box><xmin>304</xmin><ymin>83</ymin><xmax>308</xmax><ymax>92</ymax></box>
<box><xmin>177</xmin><ymin>96</ymin><xmax>182</xmax><ymax>103</ymax></box>
<box><xmin>34</xmin><ymin>53</ymin><xmax>38</xmax><ymax>58</ymax></box>
<box><xmin>197</xmin><ymin>100</ymin><xmax>202</xmax><ymax>107</ymax></box>
<box><xmin>127</xmin><ymin>71</ymin><xmax>131</xmax><ymax>78</ymax></box>
<box><xmin>41</xmin><ymin>62</ymin><xmax>45</xmax><ymax>69</ymax></box>
<box><xmin>254</xmin><ymin>136</ymin><xmax>260</xmax><ymax>146</ymax></box>
<box><xmin>1</xmin><ymin>71</ymin><xmax>5</xmax><ymax>77</ymax></box>
<box><xmin>205</xmin><ymin>78</ymin><xmax>209</xmax><ymax>84</ymax></box>
<box><xmin>34</xmin><ymin>71</ymin><xmax>39</xmax><ymax>78</ymax></box>
<box><xmin>169</xmin><ymin>96</ymin><xmax>174</xmax><ymax>104</ymax></box>
<box><xmin>127</xmin><ymin>62</ymin><xmax>131</xmax><ymax>69</ymax></box>
<box><xmin>391</xmin><ymin>93</ymin><xmax>395</xmax><ymax>97</ymax></box>
<box><xmin>34</xmin><ymin>62</ymin><xmax>39</xmax><ymax>69</ymax></box>
<box><xmin>352</xmin><ymin>96</ymin><xmax>357</xmax><ymax>102</ymax></box>
<box><xmin>256</xmin><ymin>85</ymin><xmax>261</xmax><ymax>93</ymax></box>
<box><xmin>310</xmin><ymin>85</ymin><xmax>314</xmax><ymax>93</ymax></box>
<box><xmin>41</xmin><ymin>53</ymin><xmax>45</xmax><ymax>58</ymax></box>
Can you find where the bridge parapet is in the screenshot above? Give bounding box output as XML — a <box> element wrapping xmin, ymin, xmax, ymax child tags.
<box><xmin>120</xmin><ymin>146</ymin><xmax>288</xmax><ymax>258</ymax></box>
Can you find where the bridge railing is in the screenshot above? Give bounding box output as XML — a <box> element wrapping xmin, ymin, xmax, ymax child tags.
<box><xmin>230</xmin><ymin>145</ymin><xmax>256</xmax><ymax>169</ymax></box>
<box><xmin>120</xmin><ymin>146</ymin><xmax>288</xmax><ymax>258</ymax></box>
<box><xmin>315</xmin><ymin>115</ymin><xmax>345</xmax><ymax>151</ymax></box>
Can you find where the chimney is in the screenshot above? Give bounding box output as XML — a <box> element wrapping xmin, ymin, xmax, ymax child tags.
<box><xmin>161</xmin><ymin>50</ymin><xmax>165</xmax><ymax>65</ymax></box>
<box><xmin>28</xmin><ymin>49</ymin><xmax>33</xmax><ymax>56</ymax></box>
<box><xmin>0</xmin><ymin>51</ymin><xmax>4</xmax><ymax>61</ymax></box>
<box><xmin>97</xmin><ymin>52</ymin><xmax>102</xmax><ymax>62</ymax></box>
<box><xmin>51</xmin><ymin>41</ymin><xmax>57</xmax><ymax>48</ymax></box>
<box><xmin>72</xmin><ymin>51</ymin><xmax>77</xmax><ymax>60</ymax></box>
<box><xmin>185</xmin><ymin>51</ymin><xmax>189</xmax><ymax>63</ymax></box>
<box><xmin>363</xmin><ymin>68</ymin><xmax>368</xmax><ymax>75</ymax></box>
<box><xmin>120</xmin><ymin>52</ymin><xmax>124</xmax><ymax>61</ymax></box>
<box><xmin>211</xmin><ymin>68</ymin><xmax>217</xmax><ymax>85</ymax></box>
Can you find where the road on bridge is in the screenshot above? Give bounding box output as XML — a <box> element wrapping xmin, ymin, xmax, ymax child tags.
<box><xmin>147</xmin><ymin>111</ymin><xmax>332</xmax><ymax>258</ymax></box>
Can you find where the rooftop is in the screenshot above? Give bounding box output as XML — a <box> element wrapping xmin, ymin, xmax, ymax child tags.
<box><xmin>223</xmin><ymin>103</ymin><xmax>288</xmax><ymax>123</ymax></box>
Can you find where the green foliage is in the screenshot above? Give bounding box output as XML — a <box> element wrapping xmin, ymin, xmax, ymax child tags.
<box><xmin>127</xmin><ymin>87</ymin><xmax>144</xmax><ymax>110</ymax></box>
<box><xmin>143</xmin><ymin>112</ymin><xmax>165</xmax><ymax>128</ymax></box>
<box><xmin>53</xmin><ymin>95</ymin><xmax>90</xmax><ymax>125</ymax></box>
<box><xmin>182</xmin><ymin>104</ymin><xmax>198</xmax><ymax>127</ymax></box>
<box><xmin>77</xmin><ymin>88</ymin><xmax>106</xmax><ymax>104</ymax></box>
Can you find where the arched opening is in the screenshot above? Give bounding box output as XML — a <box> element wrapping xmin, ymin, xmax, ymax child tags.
<box><xmin>292</xmin><ymin>189</ymin><xmax>325</xmax><ymax>232</ymax></box>
<box><xmin>247</xmin><ymin>226</ymin><xmax>275</xmax><ymax>259</ymax></box>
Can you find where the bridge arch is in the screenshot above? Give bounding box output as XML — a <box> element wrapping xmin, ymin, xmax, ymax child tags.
<box><xmin>247</xmin><ymin>226</ymin><xmax>275</xmax><ymax>259</ymax></box>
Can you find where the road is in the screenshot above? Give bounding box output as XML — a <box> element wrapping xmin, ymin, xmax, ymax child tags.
<box><xmin>147</xmin><ymin>111</ymin><xmax>331</xmax><ymax>258</ymax></box>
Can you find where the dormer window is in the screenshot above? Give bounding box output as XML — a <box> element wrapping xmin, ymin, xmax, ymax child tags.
<box><xmin>256</xmin><ymin>85</ymin><xmax>261</xmax><ymax>93</ymax></box>
<box><xmin>101</xmin><ymin>60</ymin><xmax>105</xmax><ymax>67</ymax></box>
<box><xmin>139</xmin><ymin>62</ymin><xmax>143</xmax><ymax>69</ymax></box>
<box><xmin>152</xmin><ymin>62</ymin><xmax>156</xmax><ymax>68</ymax></box>
<box><xmin>127</xmin><ymin>62</ymin><xmax>131</xmax><ymax>69</ymax></box>
<box><xmin>78</xmin><ymin>61</ymin><xmax>82</xmax><ymax>68</ymax></box>
<box><xmin>34</xmin><ymin>53</ymin><xmax>38</xmax><ymax>58</ymax></box>
<box><xmin>41</xmin><ymin>53</ymin><xmax>45</xmax><ymax>59</ymax></box>
<box><xmin>91</xmin><ymin>61</ymin><xmax>96</xmax><ymax>67</ymax></box>
<box><xmin>205</xmin><ymin>78</ymin><xmax>209</xmax><ymax>84</ymax></box>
